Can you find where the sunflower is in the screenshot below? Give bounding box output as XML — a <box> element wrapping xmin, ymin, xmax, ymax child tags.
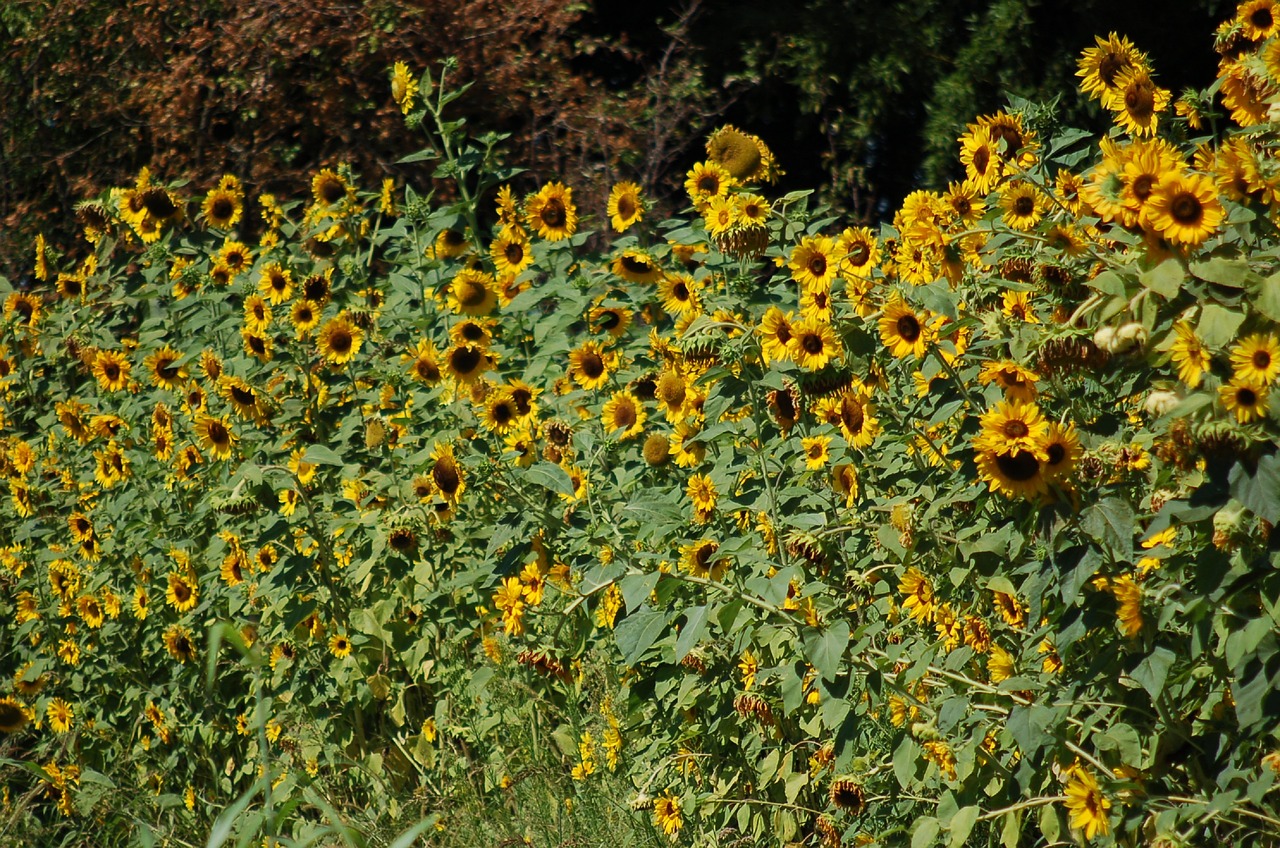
<box><xmin>653</xmin><ymin>792</ymin><xmax>682</xmax><ymax>838</ymax></box>
<box><xmin>1064</xmin><ymin>767</ymin><xmax>1111</xmax><ymax>840</ymax></box>
<box><xmin>4</xmin><ymin>291</ymin><xmax>40</xmax><ymax>327</ymax></box>
<box><xmin>202</xmin><ymin>187</ymin><xmax>242</xmax><ymax>229</ymax></box>
<box><xmin>0</xmin><ymin>696</ymin><xmax>31</xmax><ymax>733</ymax></box>
<box><xmin>1144</xmin><ymin>171</ymin><xmax>1224</xmax><ymax>246</ymax></box>
<box><xmin>976</xmin><ymin>447</ymin><xmax>1049</xmax><ymax>500</ymax></box>
<box><xmin>196</xmin><ymin>415</ymin><xmax>237</xmax><ymax>460</ymax></box>
<box><xmin>702</xmin><ymin>195</ymin><xmax>739</xmax><ymax>237</ymax></box>
<box><xmin>759</xmin><ymin>307</ymin><xmax>795</xmax><ymax>365</ymax></box>
<box><xmin>143</xmin><ymin>346</ymin><xmax>186</xmax><ymax>391</ymax></box>
<box><xmin>1240</xmin><ymin>0</ymin><xmax>1280</xmax><ymax>39</ymax></box>
<box><xmin>291</xmin><ymin>299</ymin><xmax>322</xmax><ymax>337</ymax></box>
<box><xmin>490</xmin><ymin>228</ymin><xmax>533</xmax><ymax>277</ymax></box>
<box><xmin>568</xmin><ymin>341</ymin><xmax>615</xmax><ymax>391</ymax></box>
<box><xmin>1221</xmin><ymin>63</ymin><xmax>1275</xmax><ymax>128</ymax></box>
<box><xmin>1219</xmin><ymin>376</ymin><xmax>1270</xmax><ymax>422</ymax></box>
<box><xmin>1041</xmin><ymin>422</ymin><xmax>1081</xmax><ymax>482</ymax></box>
<box><xmin>57</xmin><ymin>272</ymin><xmax>86</xmax><ymax>301</ymax></box>
<box><xmin>445</xmin><ymin>343</ymin><xmax>491</xmax><ymax>384</ymax></box>
<box><xmin>1109</xmin><ymin>66</ymin><xmax>1170</xmax><ymax>137</ymax></box>
<box><xmin>802</xmin><ymin>435</ymin><xmax>831</xmax><ymax>470</ymax></box>
<box><xmin>878</xmin><ymin>293</ymin><xmax>931</xmax><ymax>359</ymax></box>
<box><xmin>93</xmin><ymin>349</ymin><xmax>130</xmax><ymax>392</ymax></box>
<box><xmin>1077</xmin><ymin>33</ymin><xmax>1146</xmax><ymax>104</ymax></box>
<box><xmin>789</xmin><ymin>236</ymin><xmax>839</xmax><ymax>290</ymax></box>
<box><xmin>407</xmin><ymin>339</ymin><xmax>443</xmax><ymax>385</ymax></box>
<box><xmin>312</xmin><ymin>168</ymin><xmax>352</xmax><ymax>208</ymax></box>
<box><xmin>658</xmin><ymin>273</ymin><xmax>701</xmax><ymax>316</ymax></box>
<box><xmin>164</xmin><ymin>625</ymin><xmax>197</xmax><ymax>663</ymax></box>
<box><xmin>590</xmin><ymin>304</ymin><xmax>633</xmax><ymax>338</ymax></box>
<box><xmin>817</xmin><ymin>391</ymin><xmax>879</xmax><ymax>449</ymax></box>
<box><xmin>974</xmin><ymin>399</ymin><xmax>1050</xmax><ymax>455</ymax></box>
<box><xmin>165</xmin><ymin>571</ymin><xmax>199</xmax><ymax>613</ymax></box>
<box><xmin>220</xmin><ymin>377</ymin><xmax>263</xmax><ymax>420</ymax></box>
<box><xmin>242</xmin><ymin>294</ymin><xmax>272</xmax><ymax>333</ymax></box>
<box><xmin>480</xmin><ymin>391</ymin><xmax>521</xmax><ymax>434</ymax></box>
<box><xmin>391</xmin><ymin>61</ymin><xmax>419</xmax><ymax>114</ymax></box>
<box><xmin>607</xmin><ymin>181</ymin><xmax>645</xmax><ymax>232</ymax></box>
<box><xmin>686</xmin><ymin>473</ymin><xmax>718</xmax><ymax>521</ymax></box>
<box><xmin>602</xmin><ymin>391</ymin><xmax>646</xmax><ymax>440</ymax></box>
<box><xmin>669</xmin><ymin>421</ymin><xmax>706</xmax><ymax>467</ymax></box>
<box><xmin>1000</xmin><ymin>182</ymin><xmax>1047</xmax><ymax>231</ymax></box>
<box><xmin>799</xmin><ymin>286</ymin><xmax>834</xmax><ymax>324</ymax></box>
<box><xmin>76</xmin><ymin>593</ymin><xmax>104</xmax><ymax>628</ymax></box>
<box><xmin>1002</xmin><ymin>291</ymin><xmax>1039</xmax><ymax>323</ymax></box>
<box><xmin>737</xmin><ymin>194</ymin><xmax>771</xmax><ymax>226</ymax></box>
<box><xmin>978</xmin><ymin>360</ymin><xmax>1039</xmax><ymax>402</ymax></box>
<box><xmin>707</xmin><ymin>125</ymin><xmax>763</xmax><ymax>180</ymax></box>
<box><xmin>301</xmin><ymin>269</ymin><xmax>334</xmax><ymax>305</ymax></box>
<box><xmin>429</xmin><ymin>442</ymin><xmax>466</xmax><ymax>503</ymax></box>
<box><xmin>958</xmin><ymin>125</ymin><xmax>1004</xmax><ymax>194</ymax></box>
<box><xmin>680</xmin><ymin>539</ymin><xmax>726</xmax><ymax>580</ymax></box>
<box><xmin>525</xmin><ymin>182</ymin><xmax>578</xmax><ymax>241</ymax></box>
<box><xmin>1112</xmin><ymin>575</ymin><xmax>1143</xmax><ymax>637</ymax></box>
<box><xmin>684</xmin><ymin>161</ymin><xmax>734</xmax><ymax>207</ymax></box>
<box><xmin>788</xmin><ymin>319</ymin><xmax>841</xmax><ymax>371</ymax></box>
<box><xmin>47</xmin><ymin>698</ymin><xmax>74</xmax><ymax>734</ymax></box>
<box><xmin>447</xmin><ymin>268</ymin><xmax>498</xmax><ymax>316</ymax></box>
<box><xmin>1231</xmin><ymin>333</ymin><xmax>1280</xmax><ymax>385</ymax></box>
<box><xmin>317</xmin><ymin>315</ymin><xmax>363</xmax><ymax>365</ymax></box>
<box><xmin>898</xmin><ymin>567</ymin><xmax>935</xmax><ymax>622</ymax></box>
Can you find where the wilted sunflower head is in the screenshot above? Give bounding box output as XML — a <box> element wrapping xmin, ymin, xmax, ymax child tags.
<box><xmin>706</xmin><ymin>125</ymin><xmax>763</xmax><ymax>181</ymax></box>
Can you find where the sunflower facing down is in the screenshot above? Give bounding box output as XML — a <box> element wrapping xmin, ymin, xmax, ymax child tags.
<box><xmin>429</xmin><ymin>442</ymin><xmax>466</xmax><ymax>503</ymax></box>
<box><xmin>525</xmin><ymin>182</ymin><xmax>578</xmax><ymax>242</ymax></box>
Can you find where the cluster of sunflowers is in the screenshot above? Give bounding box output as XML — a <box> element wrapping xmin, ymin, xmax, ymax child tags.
<box><xmin>4</xmin><ymin>2</ymin><xmax>1280</xmax><ymax>845</ymax></box>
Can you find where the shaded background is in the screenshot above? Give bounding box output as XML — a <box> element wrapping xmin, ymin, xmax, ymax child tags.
<box><xmin>1</xmin><ymin>0</ymin><xmax>1232</xmax><ymax>278</ymax></box>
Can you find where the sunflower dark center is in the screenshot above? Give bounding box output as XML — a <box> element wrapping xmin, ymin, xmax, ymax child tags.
<box><xmin>103</xmin><ymin>362</ymin><xmax>120</xmax><ymax>380</ymax></box>
<box><xmin>321</xmin><ymin>178</ymin><xmax>346</xmax><ymax>205</ymax></box>
<box><xmin>1047</xmin><ymin>443</ymin><xmax>1066</xmax><ymax>465</ymax></box>
<box><xmin>247</xmin><ymin>335</ymin><xmax>267</xmax><ymax>355</ymax></box>
<box><xmin>580</xmin><ymin>352</ymin><xmax>605</xmax><ymax>378</ymax></box>
<box><xmin>1133</xmin><ymin>175</ymin><xmax>1156</xmax><ymax>201</ymax></box>
<box><xmin>450</xmin><ymin>345</ymin><xmax>482</xmax><ymax>375</ymax></box>
<box><xmin>1004</xmin><ymin>421</ymin><xmax>1030</xmax><ymax>438</ymax></box>
<box><xmin>173</xmin><ymin>581</ymin><xmax>191</xmax><ymax>602</ymax></box>
<box><xmin>459</xmin><ymin>280</ymin><xmax>488</xmax><ymax>307</ymax></box>
<box><xmin>1253</xmin><ymin>7</ymin><xmax>1274</xmax><ymax>28</ymax></box>
<box><xmin>990</xmin><ymin>125</ymin><xmax>1024</xmax><ymax>155</ymax></box>
<box><xmin>329</xmin><ymin>329</ymin><xmax>352</xmax><ymax>355</ymax></box>
<box><xmin>612</xmin><ymin>400</ymin><xmax>637</xmax><ymax>428</ymax></box>
<box><xmin>995</xmin><ymin>450</ymin><xmax>1041</xmax><ymax>481</ymax></box>
<box><xmin>492</xmin><ymin>402</ymin><xmax>514</xmax><ymax>425</ymax></box>
<box><xmin>1125</xmin><ymin>82</ymin><xmax>1155</xmax><ymax>119</ymax></box>
<box><xmin>1100</xmin><ymin>53</ymin><xmax>1127</xmax><ymax>87</ymax></box>
<box><xmin>808</xmin><ymin>255</ymin><xmax>827</xmax><ymax>276</ymax></box>
<box><xmin>540</xmin><ymin>199</ymin><xmax>566</xmax><ymax>227</ymax></box>
<box><xmin>416</xmin><ymin>358</ymin><xmax>440</xmax><ymax>381</ymax></box>
<box><xmin>697</xmin><ymin>175</ymin><xmax>719</xmax><ymax>193</ymax></box>
<box><xmin>897</xmin><ymin>315</ymin><xmax>921</xmax><ymax>342</ymax></box>
<box><xmin>505</xmin><ymin>242</ymin><xmax>525</xmax><ymax>264</ymax></box>
<box><xmin>973</xmin><ymin>146</ymin><xmax>991</xmax><ymax>174</ymax></box>
<box><xmin>802</xmin><ymin>333</ymin><xmax>824</xmax><ymax>354</ymax></box>
<box><xmin>621</xmin><ymin>256</ymin><xmax>653</xmax><ymax>275</ymax></box>
<box><xmin>269</xmin><ymin>272</ymin><xmax>287</xmax><ymax>291</ymax></box>
<box><xmin>695</xmin><ymin>544</ymin><xmax>715</xmax><ymax>567</ymax></box>
<box><xmin>209</xmin><ymin>422</ymin><xmax>229</xmax><ymax>445</ymax></box>
<box><xmin>158</xmin><ymin>361</ymin><xmax>180</xmax><ymax>380</ymax></box>
<box><xmin>773</xmin><ymin>390</ymin><xmax>797</xmax><ymax>420</ymax></box>
<box><xmin>211</xmin><ymin>197</ymin><xmax>234</xmax><ymax>220</ymax></box>
<box><xmin>841</xmin><ymin>397</ymin><xmax>865</xmax><ymax>433</ymax></box>
<box><xmin>304</xmin><ymin>277</ymin><xmax>329</xmax><ymax>300</ymax></box>
<box><xmin>142</xmin><ymin>189</ymin><xmax>177</xmax><ymax>218</ymax></box>
<box><xmin>674</xmin><ymin>282</ymin><xmax>690</xmax><ymax>300</ymax></box>
<box><xmin>1171</xmin><ymin>193</ymin><xmax>1203</xmax><ymax>224</ymax></box>
<box><xmin>511</xmin><ymin>387</ymin><xmax>532</xmax><ymax>414</ymax></box>
<box><xmin>231</xmin><ymin>386</ymin><xmax>255</xmax><ymax>406</ymax></box>
<box><xmin>1254</xmin><ymin>350</ymin><xmax>1271</xmax><ymax>369</ymax></box>
<box><xmin>599</xmin><ymin>311</ymin><xmax>621</xmax><ymax>330</ymax></box>
<box><xmin>1238</xmin><ymin>387</ymin><xmax>1259</xmax><ymax>406</ymax></box>
<box><xmin>433</xmin><ymin>460</ymin><xmax>461</xmax><ymax>494</ymax></box>
<box><xmin>1014</xmin><ymin>196</ymin><xmax>1035</xmax><ymax>216</ymax></box>
<box><xmin>849</xmin><ymin>244</ymin><xmax>870</xmax><ymax>265</ymax></box>
<box><xmin>617</xmin><ymin>196</ymin><xmax>636</xmax><ymax>218</ymax></box>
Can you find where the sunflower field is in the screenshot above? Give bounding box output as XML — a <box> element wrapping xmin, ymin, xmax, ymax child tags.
<box><xmin>6</xmin><ymin>5</ymin><xmax>1280</xmax><ymax>847</ymax></box>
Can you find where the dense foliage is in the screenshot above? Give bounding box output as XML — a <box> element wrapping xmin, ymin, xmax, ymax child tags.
<box><xmin>5</xmin><ymin>5</ymin><xmax>1280</xmax><ymax>847</ymax></box>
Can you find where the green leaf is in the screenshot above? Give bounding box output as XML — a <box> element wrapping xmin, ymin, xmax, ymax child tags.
<box><xmin>1140</xmin><ymin>259</ymin><xmax>1185</xmax><ymax>298</ymax></box>
<box><xmin>619</xmin><ymin>571</ymin><xmax>661</xmax><ymax>612</ymax></box>
<box><xmin>947</xmin><ymin>805</ymin><xmax>980</xmax><ymax>847</ymax></box>
<box><xmin>1001</xmin><ymin>811</ymin><xmax>1021</xmax><ymax>848</ymax></box>
<box><xmin>1081</xmin><ymin>498</ymin><xmax>1134</xmax><ymax>562</ymax></box>
<box><xmin>387</xmin><ymin>817</ymin><xmax>441</xmax><ymax>848</ymax></box>
<box><xmin>1086</xmin><ymin>270</ymin><xmax>1127</xmax><ymax>298</ymax></box>
<box><xmin>302</xmin><ymin>444</ymin><xmax>346</xmax><ymax>466</ymax></box>
<box><xmin>614</xmin><ymin>608</ymin><xmax>668</xmax><ymax>666</ymax></box>
<box><xmin>674</xmin><ymin>605</ymin><xmax>710</xmax><ymax>661</ymax></box>
<box><xmin>1197</xmin><ymin>303</ymin><xmax>1246</xmax><ymax>349</ymax></box>
<box><xmin>396</xmin><ymin>148</ymin><xmax>439</xmax><ymax>164</ymax></box>
<box><xmin>1190</xmin><ymin>256</ymin><xmax>1254</xmax><ymax>288</ymax></box>
<box><xmin>804</xmin><ymin>620</ymin><xmax>850</xmax><ymax>681</ymax></box>
<box><xmin>1229</xmin><ymin>454</ymin><xmax>1280</xmax><ymax>524</ymax></box>
<box><xmin>1130</xmin><ymin>646</ymin><xmax>1177</xmax><ymax>700</ymax></box>
<box><xmin>893</xmin><ymin>736</ymin><xmax>918</xmax><ymax>788</ymax></box>
<box><xmin>1256</xmin><ymin>272</ymin><xmax>1280</xmax><ymax>322</ymax></box>
<box><xmin>524</xmin><ymin>462</ymin><xmax>575</xmax><ymax>496</ymax></box>
<box><xmin>912</xmin><ymin>817</ymin><xmax>941</xmax><ymax>848</ymax></box>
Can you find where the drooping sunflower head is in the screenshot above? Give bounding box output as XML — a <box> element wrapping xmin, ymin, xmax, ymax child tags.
<box><xmin>706</xmin><ymin>125</ymin><xmax>763</xmax><ymax>181</ymax></box>
<box><xmin>829</xmin><ymin>778</ymin><xmax>865</xmax><ymax>813</ymax></box>
<box><xmin>429</xmin><ymin>442</ymin><xmax>466</xmax><ymax>503</ymax></box>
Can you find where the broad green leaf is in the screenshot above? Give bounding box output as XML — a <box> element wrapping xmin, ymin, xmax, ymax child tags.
<box><xmin>1140</xmin><ymin>259</ymin><xmax>1184</xmax><ymax>298</ymax></box>
<box><xmin>1256</xmin><ymin>272</ymin><xmax>1280</xmax><ymax>322</ymax></box>
<box><xmin>614</xmin><ymin>608</ymin><xmax>668</xmax><ymax>665</ymax></box>
<box><xmin>523</xmin><ymin>462</ymin><xmax>575</xmax><ymax>496</ymax></box>
<box><xmin>674</xmin><ymin>605</ymin><xmax>710</xmax><ymax>660</ymax></box>
<box><xmin>1229</xmin><ymin>454</ymin><xmax>1280</xmax><ymax>524</ymax></box>
<box><xmin>1197</xmin><ymin>303</ymin><xmax>1246</xmax><ymax>349</ymax></box>
<box><xmin>1190</xmin><ymin>256</ymin><xmax>1253</xmax><ymax>288</ymax></box>
<box><xmin>912</xmin><ymin>817</ymin><xmax>941</xmax><ymax>848</ymax></box>
<box><xmin>804</xmin><ymin>620</ymin><xmax>850</xmax><ymax>682</ymax></box>
<box><xmin>947</xmin><ymin>805</ymin><xmax>980</xmax><ymax>847</ymax></box>
<box><xmin>302</xmin><ymin>444</ymin><xmax>346</xmax><ymax>466</ymax></box>
<box><xmin>1131</xmin><ymin>646</ymin><xmax>1177</xmax><ymax>700</ymax></box>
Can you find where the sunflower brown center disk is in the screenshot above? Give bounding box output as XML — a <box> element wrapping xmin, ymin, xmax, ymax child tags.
<box><xmin>1255</xmin><ymin>351</ymin><xmax>1271</xmax><ymax>369</ymax></box>
<box><xmin>232</xmin><ymin>387</ymin><xmax>255</xmax><ymax>405</ymax></box>
<box><xmin>209</xmin><ymin>423</ymin><xmax>230</xmax><ymax>445</ymax></box>
<box><xmin>212</xmin><ymin>197</ymin><xmax>234</xmax><ymax>219</ymax></box>
<box><xmin>433</xmin><ymin>460</ymin><xmax>461</xmax><ymax>494</ymax></box>
<box><xmin>1238</xmin><ymin>387</ymin><xmax>1258</xmax><ymax>406</ymax></box>
<box><xmin>698</xmin><ymin>176</ymin><xmax>719</xmax><ymax>193</ymax></box>
<box><xmin>505</xmin><ymin>243</ymin><xmax>524</xmax><ymax>264</ymax></box>
<box><xmin>841</xmin><ymin>396</ymin><xmax>865</xmax><ymax>433</ymax></box>
<box><xmin>617</xmin><ymin>197</ymin><xmax>635</xmax><ymax>218</ymax></box>
<box><xmin>1254</xmin><ymin>8</ymin><xmax>1273</xmax><ymax>28</ymax></box>
<box><xmin>802</xmin><ymin>334</ymin><xmax>824</xmax><ymax>354</ymax></box>
<box><xmin>973</xmin><ymin>147</ymin><xmax>990</xmax><ymax>174</ymax></box>
<box><xmin>1099</xmin><ymin>53</ymin><xmax>1126</xmax><ymax>87</ymax></box>
<box><xmin>809</xmin><ymin>256</ymin><xmax>827</xmax><ymax>276</ymax></box>
<box><xmin>541</xmin><ymin>200</ymin><xmax>566</xmax><ymax>227</ymax></box>
<box><xmin>104</xmin><ymin>363</ymin><xmax>120</xmax><ymax>380</ymax></box>
<box><xmin>995</xmin><ymin>450</ymin><xmax>1041</xmax><ymax>481</ymax></box>
<box><xmin>674</xmin><ymin>282</ymin><xmax>690</xmax><ymax>300</ymax></box>
<box><xmin>598</xmin><ymin>312</ymin><xmax>620</xmax><ymax>331</ymax></box>
<box><xmin>1047</xmin><ymin>443</ymin><xmax>1066</xmax><ymax>465</ymax></box>
<box><xmin>451</xmin><ymin>346</ymin><xmax>482</xmax><ymax>374</ymax></box>
<box><xmin>580</xmin><ymin>352</ymin><xmax>604</xmax><ymax>379</ymax></box>
<box><xmin>1171</xmin><ymin>193</ymin><xmax>1203</xmax><ymax>225</ymax></box>
<box><xmin>492</xmin><ymin>403</ymin><xmax>513</xmax><ymax>425</ymax></box>
<box><xmin>775</xmin><ymin>324</ymin><xmax>792</xmax><ymax>344</ymax></box>
<box><xmin>305</xmin><ymin>278</ymin><xmax>328</xmax><ymax>300</ymax></box>
<box><xmin>1133</xmin><ymin>175</ymin><xmax>1156</xmax><ymax>201</ymax></box>
<box><xmin>1126</xmin><ymin>82</ymin><xmax>1155</xmax><ymax>119</ymax></box>
<box><xmin>321</xmin><ymin>179</ymin><xmax>345</xmax><ymax>205</ymax></box>
<box><xmin>658</xmin><ymin>373</ymin><xmax>685</xmax><ymax>406</ymax></box>
<box><xmin>897</xmin><ymin>315</ymin><xmax>920</xmax><ymax>342</ymax></box>
<box><xmin>511</xmin><ymin>388</ymin><xmax>532</xmax><ymax>414</ymax></box>
<box><xmin>460</xmin><ymin>280</ymin><xmax>488</xmax><ymax>307</ymax></box>
<box><xmin>330</xmin><ymin>330</ymin><xmax>353</xmax><ymax>354</ymax></box>
<box><xmin>1014</xmin><ymin>196</ymin><xmax>1035</xmax><ymax>216</ymax></box>
<box><xmin>622</xmin><ymin>256</ymin><xmax>652</xmax><ymax>275</ymax></box>
<box><xmin>1004</xmin><ymin>420</ymin><xmax>1030</xmax><ymax>438</ymax></box>
<box><xmin>849</xmin><ymin>244</ymin><xmax>870</xmax><ymax>265</ymax></box>
<box><xmin>613</xmin><ymin>402</ymin><xmax>637</xmax><ymax>428</ymax></box>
